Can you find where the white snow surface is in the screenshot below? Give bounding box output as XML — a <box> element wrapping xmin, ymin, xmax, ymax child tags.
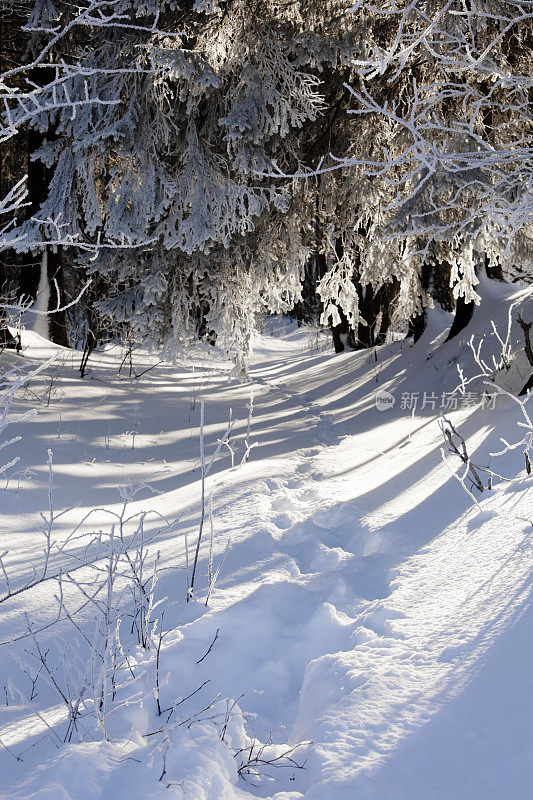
<box><xmin>0</xmin><ymin>282</ymin><xmax>532</xmax><ymax>800</ymax></box>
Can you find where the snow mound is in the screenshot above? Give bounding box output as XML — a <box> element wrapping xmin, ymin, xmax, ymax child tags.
<box><xmin>0</xmin><ymin>295</ymin><xmax>532</xmax><ymax>799</ymax></box>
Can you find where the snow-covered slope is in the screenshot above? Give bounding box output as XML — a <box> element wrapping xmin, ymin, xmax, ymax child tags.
<box><xmin>0</xmin><ymin>283</ymin><xmax>532</xmax><ymax>800</ymax></box>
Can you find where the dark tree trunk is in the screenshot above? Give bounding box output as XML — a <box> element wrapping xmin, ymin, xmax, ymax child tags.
<box><xmin>19</xmin><ymin>124</ymin><xmax>47</xmax><ymax>304</ymax></box>
<box><xmin>356</xmin><ymin>280</ymin><xmax>400</xmax><ymax>349</ymax></box>
<box><xmin>19</xmin><ymin>66</ymin><xmax>69</xmax><ymax>347</ymax></box>
<box><xmin>408</xmin><ymin>310</ymin><xmax>426</xmax><ymax>342</ymax></box>
<box><xmin>329</xmin><ymin>242</ymin><xmax>357</xmax><ymax>352</ymax></box>
<box><xmin>376</xmin><ymin>280</ymin><xmax>399</xmax><ymax>342</ymax></box>
<box><xmin>445</xmin><ymin>296</ymin><xmax>475</xmax><ymax>341</ymax></box>
<box><xmin>517</xmin><ymin>313</ymin><xmax>533</xmax><ymax>396</ymax></box>
<box><xmin>0</xmin><ymin>6</ymin><xmax>24</xmax><ymax>347</ymax></box>
<box><xmin>331</xmin><ymin>307</ymin><xmax>356</xmax><ymax>353</ymax></box>
<box><xmin>356</xmin><ymin>283</ymin><xmax>375</xmax><ymax>349</ymax></box>
<box><xmin>294</xmin><ymin>251</ymin><xmax>327</xmax><ymax>325</ymax></box>
<box><xmin>294</xmin><ymin>189</ymin><xmax>329</xmax><ymax>325</ymax></box>
<box><xmin>421</xmin><ymin>249</ymin><xmax>474</xmax><ymax>343</ymax></box>
<box><xmin>519</xmin><ymin>374</ymin><xmax>533</xmax><ymax>396</ymax></box>
<box><xmin>197</xmin><ymin>298</ymin><xmax>217</xmax><ymax>345</ymax></box>
<box><xmin>0</xmin><ymin>252</ymin><xmax>17</xmax><ymax>348</ymax></box>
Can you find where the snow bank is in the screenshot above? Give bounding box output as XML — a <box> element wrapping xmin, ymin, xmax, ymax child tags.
<box><xmin>0</xmin><ymin>292</ymin><xmax>532</xmax><ymax>799</ymax></box>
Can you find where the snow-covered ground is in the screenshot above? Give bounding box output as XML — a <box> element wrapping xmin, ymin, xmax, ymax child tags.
<box><xmin>0</xmin><ymin>281</ymin><xmax>532</xmax><ymax>800</ymax></box>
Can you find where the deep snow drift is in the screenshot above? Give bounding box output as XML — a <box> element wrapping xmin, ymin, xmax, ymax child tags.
<box><xmin>0</xmin><ymin>280</ymin><xmax>532</xmax><ymax>800</ymax></box>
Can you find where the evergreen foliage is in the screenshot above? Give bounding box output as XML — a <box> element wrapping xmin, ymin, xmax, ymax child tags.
<box><xmin>0</xmin><ymin>0</ymin><xmax>531</xmax><ymax>365</ymax></box>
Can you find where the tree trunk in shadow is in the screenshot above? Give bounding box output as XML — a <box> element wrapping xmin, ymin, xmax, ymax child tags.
<box><xmin>331</xmin><ymin>307</ymin><xmax>356</xmax><ymax>352</ymax></box>
<box><xmin>19</xmin><ymin>68</ymin><xmax>69</xmax><ymax>347</ymax></box>
<box><xmin>408</xmin><ymin>310</ymin><xmax>426</xmax><ymax>342</ymax></box>
<box><xmin>357</xmin><ymin>279</ymin><xmax>399</xmax><ymax>349</ymax></box>
<box><xmin>445</xmin><ymin>296</ymin><xmax>475</xmax><ymax>342</ymax></box>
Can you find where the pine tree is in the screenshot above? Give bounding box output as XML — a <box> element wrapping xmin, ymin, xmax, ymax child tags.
<box><xmin>1</xmin><ymin>0</ymin><xmax>530</xmax><ymax>364</ymax></box>
<box><xmin>336</xmin><ymin>0</ymin><xmax>533</xmax><ymax>333</ymax></box>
